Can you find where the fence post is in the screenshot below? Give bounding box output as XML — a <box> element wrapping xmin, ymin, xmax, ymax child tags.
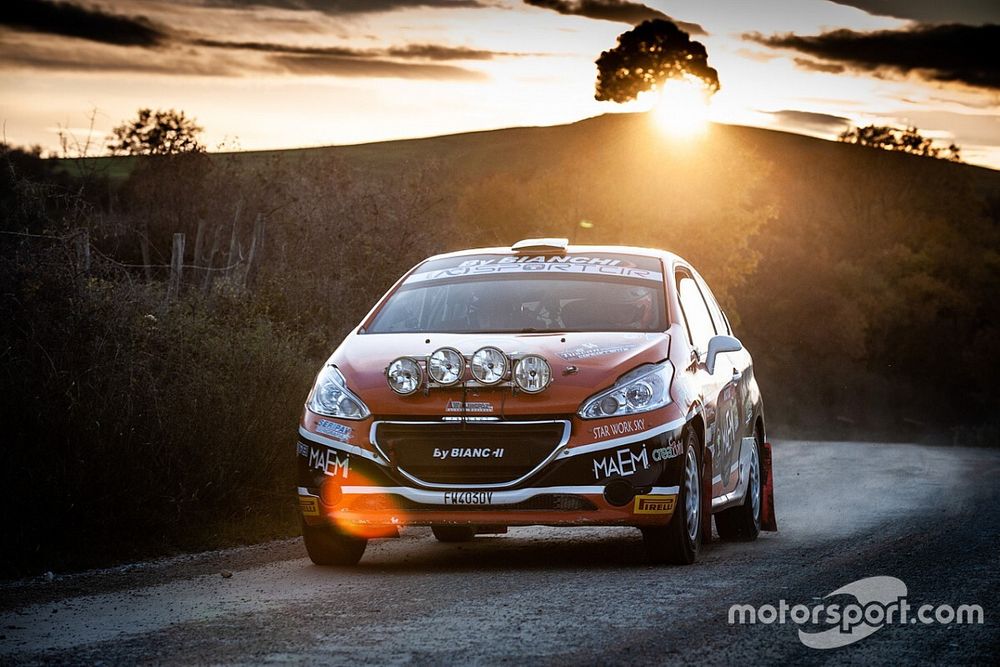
<box><xmin>192</xmin><ymin>218</ymin><xmax>206</xmax><ymax>285</ymax></box>
<box><xmin>227</xmin><ymin>202</ymin><xmax>243</xmax><ymax>281</ymax></box>
<box><xmin>139</xmin><ymin>222</ymin><xmax>153</xmax><ymax>283</ymax></box>
<box><xmin>74</xmin><ymin>229</ymin><xmax>91</xmax><ymax>274</ymax></box>
<box><xmin>202</xmin><ymin>226</ymin><xmax>222</xmax><ymax>294</ymax></box>
<box><xmin>243</xmin><ymin>214</ymin><xmax>265</xmax><ymax>288</ymax></box>
<box><xmin>167</xmin><ymin>232</ymin><xmax>185</xmax><ymax>301</ymax></box>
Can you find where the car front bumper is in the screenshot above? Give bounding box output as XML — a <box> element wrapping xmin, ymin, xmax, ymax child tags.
<box><xmin>296</xmin><ymin>412</ymin><xmax>690</xmax><ymax>531</ymax></box>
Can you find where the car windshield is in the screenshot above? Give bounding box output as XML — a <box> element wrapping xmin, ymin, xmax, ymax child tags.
<box><xmin>366</xmin><ymin>253</ymin><xmax>667</xmax><ymax>334</ymax></box>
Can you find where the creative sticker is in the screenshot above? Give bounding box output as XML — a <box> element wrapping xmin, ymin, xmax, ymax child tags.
<box><xmin>316</xmin><ymin>419</ymin><xmax>353</xmax><ymax>442</ymax></box>
<box><xmin>593</xmin><ymin>446</ymin><xmax>650</xmax><ymax>479</ymax></box>
<box><xmin>633</xmin><ymin>494</ymin><xmax>677</xmax><ymax>515</ymax></box>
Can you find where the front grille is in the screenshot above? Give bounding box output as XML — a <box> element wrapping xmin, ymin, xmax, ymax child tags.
<box><xmin>349</xmin><ymin>494</ymin><xmax>597</xmax><ymax>513</ymax></box>
<box><xmin>374</xmin><ymin>420</ymin><xmax>567</xmax><ymax>484</ymax></box>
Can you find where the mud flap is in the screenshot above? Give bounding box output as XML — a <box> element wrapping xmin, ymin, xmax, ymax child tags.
<box><xmin>760</xmin><ymin>441</ymin><xmax>778</xmax><ymax>531</ymax></box>
<box><xmin>701</xmin><ymin>445</ymin><xmax>713</xmax><ymax>545</ymax></box>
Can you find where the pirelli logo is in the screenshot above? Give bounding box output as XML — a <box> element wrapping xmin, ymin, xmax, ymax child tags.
<box><xmin>633</xmin><ymin>494</ymin><xmax>677</xmax><ymax>515</ymax></box>
<box><xmin>299</xmin><ymin>495</ymin><xmax>320</xmax><ymax>517</ymax></box>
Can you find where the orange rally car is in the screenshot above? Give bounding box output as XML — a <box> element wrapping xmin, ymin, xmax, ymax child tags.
<box><xmin>296</xmin><ymin>238</ymin><xmax>775</xmax><ymax>565</ymax></box>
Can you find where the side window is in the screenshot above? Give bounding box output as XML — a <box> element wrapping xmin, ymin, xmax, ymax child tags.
<box><xmin>698</xmin><ymin>278</ymin><xmax>731</xmax><ymax>336</ymax></box>
<box><xmin>676</xmin><ymin>274</ymin><xmax>717</xmax><ymax>353</ymax></box>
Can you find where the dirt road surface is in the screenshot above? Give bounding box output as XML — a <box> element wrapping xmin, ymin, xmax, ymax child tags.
<box><xmin>2</xmin><ymin>441</ymin><xmax>997</xmax><ymax>664</ymax></box>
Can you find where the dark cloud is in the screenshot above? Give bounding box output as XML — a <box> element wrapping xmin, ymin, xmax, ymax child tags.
<box><xmin>199</xmin><ymin>0</ymin><xmax>486</xmax><ymax>14</ymax></box>
<box><xmin>271</xmin><ymin>54</ymin><xmax>487</xmax><ymax>78</ymax></box>
<box><xmin>0</xmin><ymin>37</ymin><xmax>243</xmax><ymax>76</ymax></box>
<box><xmin>746</xmin><ymin>23</ymin><xmax>1000</xmax><ymax>90</ymax></box>
<box><xmin>0</xmin><ymin>0</ymin><xmax>165</xmax><ymax>47</ymax></box>
<box><xmin>386</xmin><ymin>43</ymin><xmax>514</xmax><ymax>60</ymax></box>
<box><xmin>0</xmin><ymin>1</ymin><xmax>505</xmax><ymax>79</ymax></box>
<box><xmin>194</xmin><ymin>39</ymin><xmax>520</xmax><ymax>61</ymax></box>
<box><xmin>793</xmin><ymin>57</ymin><xmax>845</xmax><ymax>74</ymax></box>
<box><xmin>828</xmin><ymin>1</ymin><xmax>1000</xmax><ymax>26</ymax></box>
<box><xmin>768</xmin><ymin>109</ymin><xmax>852</xmax><ymax>134</ymax></box>
<box><xmin>523</xmin><ymin>0</ymin><xmax>705</xmax><ymax>34</ymax></box>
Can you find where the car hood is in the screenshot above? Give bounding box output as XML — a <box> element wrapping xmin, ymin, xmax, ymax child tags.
<box><xmin>330</xmin><ymin>331</ymin><xmax>670</xmax><ymax>418</ymax></box>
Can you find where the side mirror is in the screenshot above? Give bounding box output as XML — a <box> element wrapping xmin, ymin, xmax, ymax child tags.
<box><xmin>706</xmin><ymin>335</ymin><xmax>742</xmax><ymax>374</ymax></box>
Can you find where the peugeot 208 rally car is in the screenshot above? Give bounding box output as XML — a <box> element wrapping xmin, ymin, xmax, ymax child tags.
<box><xmin>296</xmin><ymin>239</ymin><xmax>775</xmax><ymax>565</ymax></box>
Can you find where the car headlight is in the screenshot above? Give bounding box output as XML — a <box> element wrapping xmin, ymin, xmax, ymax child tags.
<box><xmin>514</xmin><ymin>355</ymin><xmax>551</xmax><ymax>393</ymax></box>
<box><xmin>307</xmin><ymin>365</ymin><xmax>370</xmax><ymax>420</ymax></box>
<box><xmin>578</xmin><ymin>361</ymin><xmax>673</xmax><ymax>419</ymax></box>
<box><xmin>427</xmin><ymin>347</ymin><xmax>464</xmax><ymax>386</ymax></box>
<box><xmin>386</xmin><ymin>356</ymin><xmax>423</xmax><ymax>395</ymax></box>
<box><xmin>470</xmin><ymin>346</ymin><xmax>507</xmax><ymax>385</ymax></box>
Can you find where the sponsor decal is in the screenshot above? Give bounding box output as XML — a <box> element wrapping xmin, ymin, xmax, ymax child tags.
<box><xmin>316</xmin><ymin>419</ymin><xmax>353</xmax><ymax>442</ymax></box>
<box><xmin>434</xmin><ymin>447</ymin><xmax>505</xmax><ymax>460</ymax></box>
<box><xmin>308</xmin><ymin>447</ymin><xmax>350</xmax><ymax>479</ymax></box>
<box><xmin>592</xmin><ymin>417</ymin><xmax>645</xmax><ymax>440</ymax></box>
<box><xmin>299</xmin><ymin>495</ymin><xmax>320</xmax><ymax>516</ymax></box>
<box><xmin>633</xmin><ymin>494</ymin><xmax>677</xmax><ymax>514</ymax></box>
<box><xmin>296</xmin><ymin>442</ymin><xmax>310</xmax><ymax>457</ymax></box>
<box><xmin>445</xmin><ymin>399</ymin><xmax>494</xmax><ymax>413</ymax></box>
<box><xmin>559</xmin><ymin>342</ymin><xmax>638</xmax><ymax>360</ymax></box>
<box><xmin>593</xmin><ymin>446</ymin><xmax>650</xmax><ymax>479</ymax></box>
<box><xmin>405</xmin><ymin>263</ymin><xmax>663</xmax><ymax>284</ymax></box>
<box><xmin>443</xmin><ymin>491</ymin><xmax>494</xmax><ymax>505</ymax></box>
<box><xmin>459</xmin><ymin>256</ymin><xmax>624</xmax><ymax>267</ymax></box>
<box><xmin>652</xmin><ymin>438</ymin><xmax>684</xmax><ymax>461</ymax></box>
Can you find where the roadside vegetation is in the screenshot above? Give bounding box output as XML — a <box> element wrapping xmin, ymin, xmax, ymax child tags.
<box><xmin>2</xmin><ymin>106</ymin><xmax>998</xmax><ymax>575</ymax></box>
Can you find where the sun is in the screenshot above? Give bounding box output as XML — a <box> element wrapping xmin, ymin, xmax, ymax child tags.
<box><xmin>653</xmin><ymin>77</ymin><xmax>711</xmax><ymax>138</ymax></box>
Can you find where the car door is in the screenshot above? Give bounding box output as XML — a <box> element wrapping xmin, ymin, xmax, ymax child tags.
<box><xmin>675</xmin><ymin>269</ymin><xmax>734</xmax><ymax>496</ymax></box>
<box><xmin>697</xmin><ymin>277</ymin><xmax>751</xmax><ymax>495</ymax></box>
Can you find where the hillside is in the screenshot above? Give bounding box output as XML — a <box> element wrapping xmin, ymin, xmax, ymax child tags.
<box><xmin>56</xmin><ymin>112</ymin><xmax>1000</xmax><ymax>441</ymax></box>
<box><xmin>5</xmin><ymin>111</ymin><xmax>1000</xmax><ymax>572</ymax></box>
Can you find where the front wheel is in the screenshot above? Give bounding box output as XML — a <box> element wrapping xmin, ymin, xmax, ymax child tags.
<box><xmin>302</xmin><ymin>521</ymin><xmax>367</xmax><ymax>566</ymax></box>
<box><xmin>642</xmin><ymin>427</ymin><xmax>702</xmax><ymax>565</ymax></box>
<box><xmin>715</xmin><ymin>433</ymin><xmax>762</xmax><ymax>541</ymax></box>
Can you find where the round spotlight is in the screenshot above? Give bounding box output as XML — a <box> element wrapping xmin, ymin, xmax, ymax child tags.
<box><xmin>514</xmin><ymin>355</ymin><xmax>551</xmax><ymax>394</ymax></box>
<box><xmin>428</xmin><ymin>347</ymin><xmax>465</xmax><ymax>385</ymax></box>
<box><xmin>386</xmin><ymin>357</ymin><xmax>422</xmax><ymax>395</ymax></box>
<box><xmin>470</xmin><ymin>346</ymin><xmax>507</xmax><ymax>385</ymax></box>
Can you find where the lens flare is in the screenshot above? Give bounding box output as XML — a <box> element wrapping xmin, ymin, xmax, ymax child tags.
<box><xmin>653</xmin><ymin>77</ymin><xmax>710</xmax><ymax>138</ymax></box>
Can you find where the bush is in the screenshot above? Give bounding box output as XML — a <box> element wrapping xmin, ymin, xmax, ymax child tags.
<box><xmin>0</xmin><ymin>234</ymin><xmax>315</xmax><ymax>575</ymax></box>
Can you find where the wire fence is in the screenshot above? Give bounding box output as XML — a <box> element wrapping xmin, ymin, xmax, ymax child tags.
<box><xmin>0</xmin><ymin>214</ymin><xmax>265</xmax><ymax>299</ymax></box>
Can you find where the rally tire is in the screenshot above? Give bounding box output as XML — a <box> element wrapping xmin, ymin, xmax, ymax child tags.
<box><xmin>432</xmin><ymin>525</ymin><xmax>476</xmax><ymax>543</ymax></box>
<box><xmin>641</xmin><ymin>427</ymin><xmax>702</xmax><ymax>565</ymax></box>
<box><xmin>302</xmin><ymin>521</ymin><xmax>367</xmax><ymax>566</ymax></box>
<box><xmin>715</xmin><ymin>431</ymin><xmax>763</xmax><ymax>542</ymax></box>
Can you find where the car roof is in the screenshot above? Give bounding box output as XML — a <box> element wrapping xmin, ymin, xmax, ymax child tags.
<box><xmin>421</xmin><ymin>244</ymin><xmax>688</xmax><ymax>267</ymax></box>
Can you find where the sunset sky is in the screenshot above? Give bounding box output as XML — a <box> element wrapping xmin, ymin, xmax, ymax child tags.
<box><xmin>1</xmin><ymin>1</ymin><xmax>998</xmax><ymax>167</ymax></box>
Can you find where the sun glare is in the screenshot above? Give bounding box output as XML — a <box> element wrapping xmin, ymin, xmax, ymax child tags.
<box><xmin>653</xmin><ymin>77</ymin><xmax>711</xmax><ymax>138</ymax></box>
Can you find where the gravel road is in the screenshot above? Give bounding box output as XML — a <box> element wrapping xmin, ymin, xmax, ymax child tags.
<box><xmin>2</xmin><ymin>440</ymin><xmax>997</xmax><ymax>664</ymax></box>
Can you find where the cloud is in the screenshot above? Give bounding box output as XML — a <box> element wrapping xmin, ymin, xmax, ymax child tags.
<box><xmin>199</xmin><ymin>0</ymin><xmax>487</xmax><ymax>14</ymax></box>
<box><xmin>194</xmin><ymin>39</ymin><xmax>523</xmax><ymax>61</ymax></box>
<box><xmin>767</xmin><ymin>109</ymin><xmax>852</xmax><ymax>134</ymax></box>
<box><xmin>0</xmin><ymin>36</ymin><xmax>244</xmax><ymax>76</ymax></box>
<box><xmin>792</xmin><ymin>57</ymin><xmax>845</xmax><ymax>74</ymax></box>
<box><xmin>0</xmin><ymin>0</ymin><xmax>509</xmax><ymax>79</ymax></box>
<box><xmin>522</xmin><ymin>0</ymin><xmax>705</xmax><ymax>34</ymax></box>
<box><xmin>828</xmin><ymin>1</ymin><xmax>1000</xmax><ymax>26</ymax></box>
<box><xmin>270</xmin><ymin>54</ymin><xmax>487</xmax><ymax>78</ymax></box>
<box><xmin>0</xmin><ymin>0</ymin><xmax>166</xmax><ymax>47</ymax></box>
<box><xmin>746</xmin><ymin>23</ymin><xmax>1000</xmax><ymax>90</ymax></box>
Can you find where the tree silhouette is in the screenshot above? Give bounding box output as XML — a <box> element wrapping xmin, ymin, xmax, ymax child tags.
<box><xmin>108</xmin><ymin>109</ymin><xmax>204</xmax><ymax>156</ymax></box>
<box><xmin>838</xmin><ymin>125</ymin><xmax>961</xmax><ymax>162</ymax></box>
<box><xmin>595</xmin><ymin>19</ymin><xmax>719</xmax><ymax>103</ymax></box>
